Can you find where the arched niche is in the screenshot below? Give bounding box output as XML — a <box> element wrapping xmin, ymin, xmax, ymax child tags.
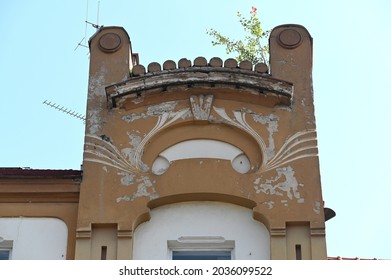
<box><xmin>143</xmin><ymin>123</ymin><xmax>263</xmax><ymax>174</ymax></box>
<box><xmin>132</xmin><ymin>201</ymin><xmax>270</xmax><ymax>260</ymax></box>
<box><xmin>0</xmin><ymin>217</ymin><xmax>68</xmax><ymax>260</ymax></box>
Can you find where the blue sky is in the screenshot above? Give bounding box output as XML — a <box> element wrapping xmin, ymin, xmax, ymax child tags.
<box><xmin>1</xmin><ymin>0</ymin><xmax>390</xmax><ymax>259</ymax></box>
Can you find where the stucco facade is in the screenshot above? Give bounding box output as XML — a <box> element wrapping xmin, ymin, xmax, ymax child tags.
<box><xmin>0</xmin><ymin>24</ymin><xmax>328</xmax><ymax>260</ymax></box>
<box><xmin>0</xmin><ymin>169</ymin><xmax>81</xmax><ymax>259</ymax></box>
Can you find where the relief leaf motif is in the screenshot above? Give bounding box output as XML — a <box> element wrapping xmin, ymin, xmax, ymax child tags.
<box><xmin>84</xmin><ymin>108</ymin><xmax>190</xmax><ymax>174</ymax></box>
<box><xmin>133</xmin><ymin>108</ymin><xmax>190</xmax><ymax>170</ymax></box>
<box><xmin>213</xmin><ymin>107</ymin><xmax>318</xmax><ymax>173</ymax></box>
<box><xmin>84</xmin><ymin>134</ymin><xmax>140</xmax><ymax>173</ymax></box>
<box><xmin>190</xmin><ymin>94</ymin><xmax>213</xmax><ymax>121</ymax></box>
<box><xmin>262</xmin><ymin>130</ymin><xmax>317</xmax><ymax>172</ymax></box>
<box><xmin>214</xmin><ymin>106</ymin><xmax>268</xmax><ymax>167</ymax></box>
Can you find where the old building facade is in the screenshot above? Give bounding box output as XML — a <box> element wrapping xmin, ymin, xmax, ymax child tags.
<box><xmin>0</xmin><ymin>24</ymin><xmax>328</xmax><ymax>260</ymax></box>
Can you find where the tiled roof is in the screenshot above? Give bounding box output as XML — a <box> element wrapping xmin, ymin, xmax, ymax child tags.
<box><xmin>0</xmin><ymin>168</ymin><xmax>82</xmax><ymax>178</ymax></box>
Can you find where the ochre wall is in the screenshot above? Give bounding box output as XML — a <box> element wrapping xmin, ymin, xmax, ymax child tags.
<box><xmin>0</xmin><ymin>176</ymin><xmax>80</xmax><ymax>259</ymax></box>
<box><xmin>75</xmin><ymin>25</ymin><xmax>327</xmax><ymax>259</ymax></box>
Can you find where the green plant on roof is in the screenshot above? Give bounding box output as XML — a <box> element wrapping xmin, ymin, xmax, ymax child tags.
<box><xmin>207</xmin><ymin>6</ymin><xmax>270</xmax><ymax>65</ymax></box>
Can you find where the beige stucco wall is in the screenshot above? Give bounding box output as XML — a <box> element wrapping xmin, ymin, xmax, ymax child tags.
<box><xmin>0</xmin><ymin>177</ymin><xmax>80</xmax><ymax>259</ymax></box>
<box><xmin>75</xmin><ymin>25</ymin><xmax>327</xmax><ymax>260</ymax></box>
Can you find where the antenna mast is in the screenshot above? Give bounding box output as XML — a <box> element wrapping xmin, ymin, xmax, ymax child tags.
<box><xmin>75</xmin><ymin>0</ymin><xmax>102</xmax><ymax>51</ymax></box>
<box><xmin>97</xmin><ymin>0</ymin><xmax>100</xmax><ymax>27</ymax></box>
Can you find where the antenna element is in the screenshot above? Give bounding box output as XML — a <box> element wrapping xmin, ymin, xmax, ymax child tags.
<box><xmin>43</xmin><ymin>100</ymin><xmax>86</xmax><ymax>122</ymax></box>
<box><xmin>75</xmin><ymin>0</ymin><xmax>103</xmax><ymax>51</ymax></box>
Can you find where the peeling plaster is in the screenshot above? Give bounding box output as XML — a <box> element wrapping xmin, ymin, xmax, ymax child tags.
<box><xmin>88</xmin><ymin>109</ymin><xmax>103</xmax><ymax>135</ymax></box>
<box><xmin>262</xmin><ymin>201</ymin><xmax>275</xmax><ymax>209</ymax></box>
<box><xmin>214</xmin><ymin>107</ymin><xmax>317</xmax><ymax>174</ymax></box>
<box><xmin>271</xmin><ymin>82</ymin><xmax>288</xmax><ymax>92</ymax></box>
<box><xmin>213</xmin><ymin>107</ymin><xmax>268</xmax><ymax>167</ymax></box>
<box><xmin>147</xmin><ymin>101</ymin><xmax>178</xmax><ymax>115</ymax></box>
<box><xmin>88</xmin><ymin>68</ymin><xmax>107</xmax><ymax>97</ymax></box>
<box><xmin>254</xmin><ymin>166</ymin><xmax>303</xmax><ymax>204</ymax></box>
<box><xmin>86</xmin><ymin>93</ymin><xmax>318</xmax><ymax>206</ymax></box>
<box><xmin>281</xmin><ymin>199</ymin><xmax>288</xmax><ymax>206</ymax></box>
<box><xmin>101</xmin><ymin>107</ymin><xmax>189</xmax><ymax>183</ymax></box>
<box><xmin>116</xmin><ymin>176</ymin><xmax>159</xmax><ymax>202</ymax></box>
<box><xmin>313</xmin><ymin>201</ymin><xmax>321</xmax><ymax>215</ymax></box>
<box><xmin>190</xmin><ymin>94</ymin><xmax>213</xmax><ymax>121</ymax></box>
<box><xmin>122</xmin><ymin>101</ymin><xmax>184</xmax><ymax>124</ymax></box>
<box><xmin>126</xmin><ymin>132</ymin><xmax>142</xmax><ymax>147</ymax></box>
<box><xmin>122</xmin><ymin>113</ymin><xmax>147</xmax><ymax>124</ymax></box>
<box><xmin>87</xmin><ymin>68</ymin><xmax>108</xmax><ymax>135</ymax></box>
<box><xmin>122</xmin><ymin>133</ymin><xmax>148</xmax><ymax>172</ymax></box>
<box><xmin>251</xmin><ymin>113</ymin><xmax>279</xmax><ymax>161</ymax></box>
<box><xmin>118</xmin><ymin>171</ymin><xmax>136</xmax><ymax>186</ymax></box>
<box><xmin>297</xmin><ymin>198</ymin><xmax>305</xmax><ymax>204</ymax></box>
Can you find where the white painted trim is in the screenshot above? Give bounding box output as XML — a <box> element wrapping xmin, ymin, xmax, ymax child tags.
<box><xmin>160</xmin><ymin>139</ymin><xmax>243</xmax><ymax>161</ymax></box>
<box><xmin>151</xmin><ymin>139</ymin><xmax>251</xmax><ymax>175</ymax></box>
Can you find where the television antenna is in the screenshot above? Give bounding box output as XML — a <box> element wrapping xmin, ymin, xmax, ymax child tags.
<box><xmin>50</xmin><ymin>1</ymin><xmax>101</xmax><ymax>123</ymax></box>
<box><xmin>75</xmin><ymin>0</ymin><xmax>102</xmax><ymax>51</ymax></box>
<box><xmin>43</xmin><ymin>100</ymin><xmax>86</xmax><ymax>123</ymax></box>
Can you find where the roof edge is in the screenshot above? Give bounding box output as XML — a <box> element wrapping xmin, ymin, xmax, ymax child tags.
<box><xmin>0</xmin><ymin>168</ymin><xmax>82</xmax><ymax>179</ymax></box>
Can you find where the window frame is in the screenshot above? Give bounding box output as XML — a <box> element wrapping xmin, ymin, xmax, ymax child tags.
<box><xmin>172</xmin><ymin>249</ymin><xmax>232</xmax><ymax>260</ymax></box>
<box><xmin>0</xmin><ymin>240</ymin><xmax>13</xmax><ymax>260</ymax></box>
<box><xmin>167</xmin><ymin>236</ymin><xmax>235</xmax><ymax>260</ymax></box>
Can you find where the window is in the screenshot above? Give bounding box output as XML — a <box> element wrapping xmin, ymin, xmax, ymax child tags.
<box><xmin>0</xmin><ymin>249</ymin><xmax>11</xmax><ymax>260</ymax></box>
<box><xmin>168</xmin><ymin>237</ymin><xmax>234</xmax><ymax>260</ymax></box>
<box><xmin>172</xmin><ymin>250</ymin><xmax>231</xmax><ymax>260</ymax></box>
<box><xmin>0</xmin><ymin>240</ymin><xmax>13</xmax><ymax>260</ymax></box>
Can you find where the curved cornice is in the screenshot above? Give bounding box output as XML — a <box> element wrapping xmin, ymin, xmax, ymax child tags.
<box><xmin>106</xmin><ymin>57</ymin><xmax>293</xmax><ymax>109</ymax></box>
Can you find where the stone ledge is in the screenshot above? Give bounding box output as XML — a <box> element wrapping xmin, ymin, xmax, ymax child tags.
<box><xmin>106</xmin><ymin>57</ymin><xmax>293</xmax><ymax>109</ymax></box>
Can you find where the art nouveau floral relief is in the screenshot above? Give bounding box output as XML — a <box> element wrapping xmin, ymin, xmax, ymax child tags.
<box><xmin>212</xmin><ymin>106</ymin><xmax>317</xmax><ymax>208</ymax></box>
<box><xmin>84</xmin><ymin>97</ymin><xmax>318</xmax><ymax>206</ymax></box>
<box><xmin>212</xmin><ymin>106</ymin><xmax>318</xmax><ymax>173</ymax></box>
